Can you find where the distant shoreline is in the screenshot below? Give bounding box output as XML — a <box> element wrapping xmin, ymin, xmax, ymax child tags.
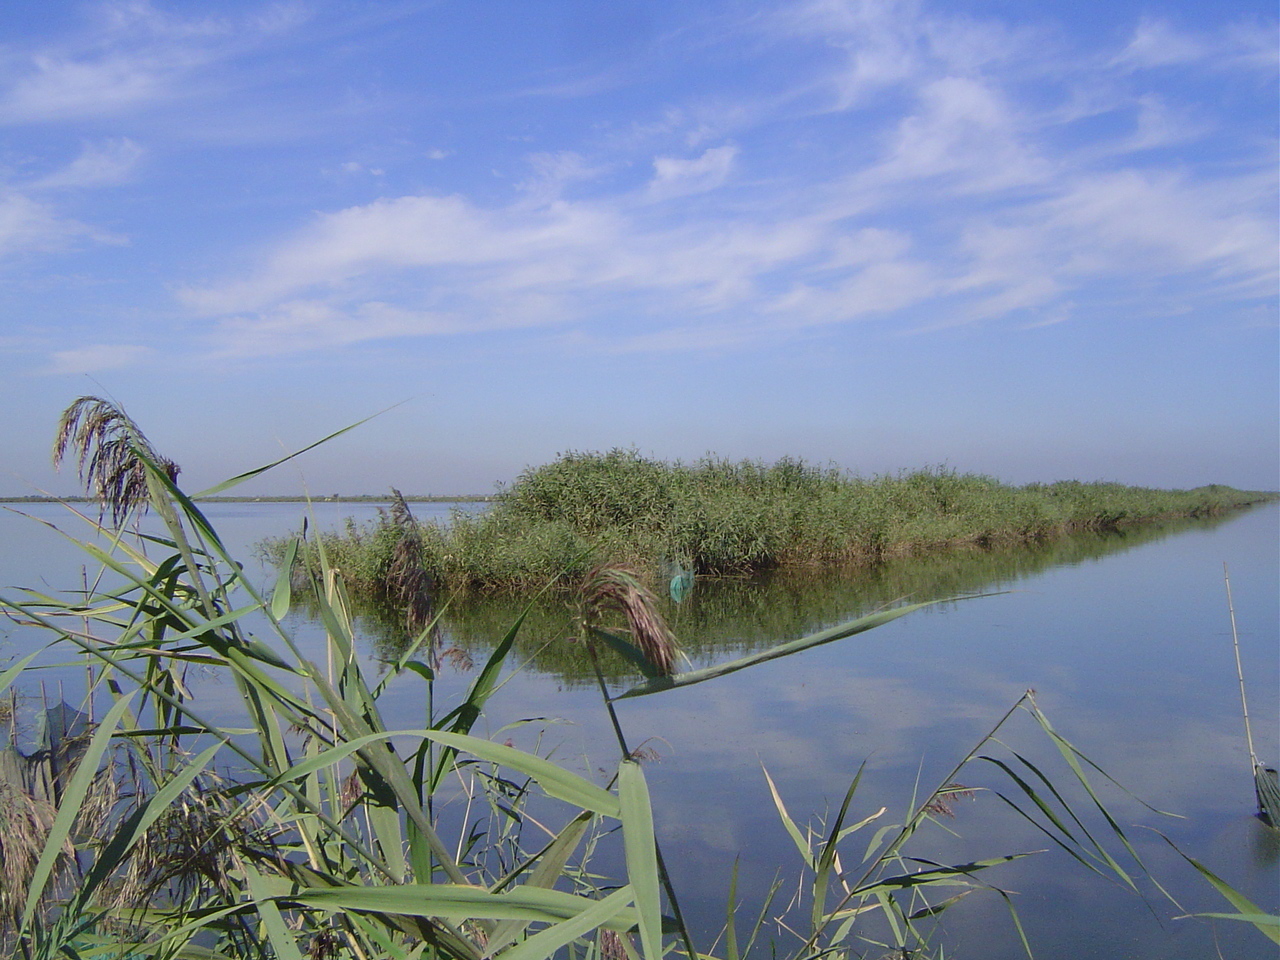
<box><xmin>0</xmin><ymin>495</ymin><xmax>496</xmax><ymax>504</ymax></box>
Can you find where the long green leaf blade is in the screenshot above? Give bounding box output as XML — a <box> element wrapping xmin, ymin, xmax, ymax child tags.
<box><xmin>288</xmin><ymin>884</ymin><xmax>644</xmax><ymax>928</ymax></box>
<box><xmin>193</xmin><ymin>409</ymin><xmax>397</xmax><ymax>498</ymax></box>
<box><xmin>498</xmin><ymin>886</ymin><xmax>635</xmax><ymax>960</ymax></box>
<box><xmin>619</xmin><ymin>760</ymin><xmax>663</xmax><ymax>960</ymax></box>
<box><xmin>615</xmin><ymin>596</ymin><xmax>998</xmax><ymax>699</ymax></box>
<box><xmin>270</xmin><ymin>537</ymin><xmax>299</xmax><ymax>621</ymax></box>
<box><xmin>1159</xmin><ymin>835</ymin><xmax>1280</xmax><ymax>945</ymax></box>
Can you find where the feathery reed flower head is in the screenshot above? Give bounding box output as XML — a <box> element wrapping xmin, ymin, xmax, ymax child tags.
<box><xmin>52</xmin><ymin>396</ymin><xmax>180</xmax><ymax>527</ymax></box>
<box><xmin>580</xmin><ymin>564</ymin><xmax>679</xmax><ymax>677</ymax></box>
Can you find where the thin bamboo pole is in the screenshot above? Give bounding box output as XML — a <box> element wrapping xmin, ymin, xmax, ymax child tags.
<box><xmin>1223</xmin><ymin>563</ymin><xmax>1259</xmax><ymax>771</ymax></box>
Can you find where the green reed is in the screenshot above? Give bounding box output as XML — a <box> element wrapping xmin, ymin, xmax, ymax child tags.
<box><xmin>265</xmin><ymin>449</ymin><xmax>1273</xmax><ymax>598</ymax></box>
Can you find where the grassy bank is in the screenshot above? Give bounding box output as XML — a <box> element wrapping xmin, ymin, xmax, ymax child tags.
<box><xmin>267</xmin><ymin>449</ymin><xmax>1274</xmax><ymax>596</ymax></box>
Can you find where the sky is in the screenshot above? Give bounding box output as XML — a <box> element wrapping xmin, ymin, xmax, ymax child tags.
<box><xmin>1</xmin><ymin>0</ymin><xmax>1276</xmax><ymax>497</ymax></box>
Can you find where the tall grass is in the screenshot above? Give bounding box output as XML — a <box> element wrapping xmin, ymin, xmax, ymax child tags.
<box><xmin>2</xmin><ymin>400</ymin><xmax>1274</xmax><ymax>959</ymax></box>
<box><xmin>267</xmin><ymin>450</ymin><xmax>1272</xmax><ymax>598</ymax></box>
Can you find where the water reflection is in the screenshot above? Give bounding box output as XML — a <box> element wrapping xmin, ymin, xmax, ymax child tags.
<box><xmin>317</xmin><ymin>510</ymin><xmax>1248</xmax><ymax>687</ymax></box>
<box><xmin>1254</xmin><ymin>816</ymin><xmax>1280</xmax><ymax>869</ymax></box>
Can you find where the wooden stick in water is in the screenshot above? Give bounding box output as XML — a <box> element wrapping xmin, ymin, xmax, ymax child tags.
<box><xmin>1223</xmin><ymin>563</ymin><xmax>1258</xmax><ymax>772</ymax></box>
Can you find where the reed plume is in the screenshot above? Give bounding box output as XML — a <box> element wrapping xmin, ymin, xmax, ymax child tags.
<box><xmin>385</xmin><ymin>488</ymin><xmax>435</xmax><ymax>635</ymax></box>
<box><xmin>52</xmin><ymin>396</ymin><xmax>180</xmax><ymax>526</ymax></box>
<box><xmin>581</xmin><ymin>564</ymin><xmax>679</xmax><ymax>677</ymax></box>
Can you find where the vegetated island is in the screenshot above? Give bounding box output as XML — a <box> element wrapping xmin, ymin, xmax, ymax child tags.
<box><xmin>262</xmin><ymin>449</ymin><xmax>1277</xmax><ymax>600</ymax></box>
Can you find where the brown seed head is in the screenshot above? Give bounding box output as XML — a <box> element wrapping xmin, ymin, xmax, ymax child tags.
<box><xmin>581</xmin><ymin>565</ymin><xmax>679</xmax><ymax>677</ymax></box>
<box><xmin>52</xmin><ymin>396</ymin><xmax>180</xmax><ymax>527</ymax></box>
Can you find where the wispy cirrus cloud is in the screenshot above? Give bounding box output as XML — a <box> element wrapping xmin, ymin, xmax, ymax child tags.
<box><xmin>648</xmin><ymin>145</ymin><xmax>739</xmax><ymax>200</ymax></box>
<box><xmin>1112</xmin><ymin>16</ymin><xmax>1278</xmax><ymax>72</ymax></box>
<box><xmin>0</xmin><ymin>0</ymin><xmax>306</xmax><ymax>265</ymax></box>
<box><xmin>34</xmin><ymin>138</ymin><xmax>145</xmax><ymax>189</ymax></box>
<box><xmin>0</xmin><ymin>139</ymin><xmax>140</xmax><ymax>261</ymax></box>
<box><xmin>173</xmin><ymin>0</ymin><xmax>1275</xmax><ymax>360</ymax></box>
<box><xmin>0</xmin><ymin>192</ymin><xmax>88</xmax><ymax>259</ymax></box>
<box><xmin>0</xmin><ymin>0</ymin><xmax>309</xmax><ymax>123</ymax></box>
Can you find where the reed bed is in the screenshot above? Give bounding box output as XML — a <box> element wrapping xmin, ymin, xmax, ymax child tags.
<box><xmin>266</xmin><ymin>449</ymin><xmax>1273</xmax><ymax>597</ymax></box>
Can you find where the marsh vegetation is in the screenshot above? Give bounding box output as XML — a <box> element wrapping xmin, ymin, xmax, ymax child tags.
<box><xmin>0</xmin><ymin>399</ymin><xmax>1275</xmax><ymax>960</ymax></box>
<box><xmin>264</xmin><ymin>449</ymin><xmax>1273</xmax><ymax>605</ymax></box>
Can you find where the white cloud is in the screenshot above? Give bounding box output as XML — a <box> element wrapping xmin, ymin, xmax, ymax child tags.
<box><xmin>36</xmin><ymin>139</ymin><xmax>145</xmax><ymax>189</ymax></box>
<box><xmin>863</xmin><ymin>76</ymin><xmax>1051</xmax><ymax>192</ymax></box>
<box><xmin>42</xmin><ymin>344</ymin><xmax>154</xmax><ymax>376</ymax></box>
<box><xmin>0</xmin><ymin>0</ymin><xmax>308</xmax><ymax>124</ymax></box>
<box><xmin>337</xmin><ymin>161</ymin><xmax>384</xmax><ymax>177</ymax></box>
<box><xmin>780</xmin><ymin>0</ymin><xmax>928</xmax><ymax>108</ymax></box>
<box><xmin>209</xmin><ymin>300</ymin><xmax>459</xmax><ymax>358</ymax></box>
<box><xmin>1124</xmin><ymin>95</ymin><xmax>1203</xmax><ymax>153</ymax></box>
<box><xmin>648</xmin><ymin>145</ymin><xmax>739</xmax><ymax>200</ymax></box>
<box><xmin>1112</xmin><ymin>18</ymin><xmax>1205</xmax><ymax>69</ymax></box>
<box><xmin>171</xmin><ymin>0</ymin><xmax>1275</xmax><ymax>357</ymax></box>
<box><xmin>767</xmin><ymin>258</ymin><xmax>939</xmax><ymax>325</ymax></box>
<box><xmin>0</xmin><ymin>141</ymin><xmax>140</xmax><ymax>260</ymax></box>
<box><xmin>0</xmin><ymin>53</ymin><xmax>172</xmax><ymax>123</ymax></box>
<box><xmin>1047</xmin><ymin>170</ymin><xmax>1277</xmax><ymax>282</ymax></box>
<box><xmin>1112</xmin><ymin>16</ymin><xmax>1279</xmax><ymax>72</ymax></box>
<box><xmin>181</xmin><ymin>194</ymin><xmax>622</xmax><ymax>316</ymax></box>
<box><xmin>0</xmin><ymin>192</ymin><xmax>100</xmax><ymax>259</ymax></box>
<box><xmin>519</xmin><ymin>151</ymin><xmax>609</xmax><ymax>205</ymax></box>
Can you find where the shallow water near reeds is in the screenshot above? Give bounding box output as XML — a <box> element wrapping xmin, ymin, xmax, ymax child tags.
<box><xmin>1</xmin><ymin>499</ymin><xmax>1277</xmax><ymax>958</ymax></box>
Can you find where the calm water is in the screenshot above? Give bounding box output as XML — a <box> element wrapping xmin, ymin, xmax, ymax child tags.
<box><xmin>1</xmin><ymin>499</ymin><xmax>1277</xmax><ymax>959</ymax></box>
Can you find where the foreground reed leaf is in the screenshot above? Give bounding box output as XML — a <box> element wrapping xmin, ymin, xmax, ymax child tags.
<box><xmin>1157</xmin><ymin>834</ymin><xmax>1280</xmax><ymax>945</ymax></box>
<box><xmin>496</xmin><ymin>886</ymin><xmax>636</xmax><ymax>960</ymax></box>
<box><xmin>243</xmin><ymin>862</ymin><xmax>307</xmax><ymax>960</ymax></box>
<box><xmin>725</xmin><ymin>857</ymin><xmax>741</xmax><ymax>960</ymax></box>
<box><xmin>270</xmin><ymin>536</ymin><xmax>299</xmax><ymax>621</ymax></box>
<box><xmin>619</xmin><ymin>759</ymin><xmax>663</xmax><ymax>960</ymax></box>
<box><xmin>432</xmin><ymin>604</ymin><xmax>534</xmax><ymax>793</ymax></box>
<box><xmin>486</xmin><ymin>812</ymin><xmax>595</xmax><ymax>953</ymax></box>
<box><xmin>428</xmin><ymin>730</ymin><xmax>622</xmax><ymax>817</ymax></box>
<box><xmin>265</xmin><ymin>728</ymin><xmax>621</xmax><ymax>817</ymax></box>
<box><xmin>813</xmin><ymin>765</ymin><xmax>869</xmax><ymax>929</ymax></box>
<box><xmin>906</xmin><ymin>889</ymin><xmax>975</xmax><ymax>920</ymax></box>
<box><xmin>761</xmin><ymin>765</ymin><xmax>813</xmax><ymax>868</ymax></box>
<box><xmin>844</xmin><ymin>853</ymin><xmax>1034</xmax><ymax>899</ymax></box>
<box><xmin>613</xmin><ymin>596</ymin><xmax>997</xmax><ymax>699</ymax></box>
<box><xmin>73</xmin><ymin>741</ymin><xmax>222</xmax><ymax>912</ymax></box>
<box><xmin>192</xmin><ymin>407</ymin><xmax>396</xmax><ymax>498</ymax></box>
<box><xmin>285</xmin><ymin>884</ymin><xmax>646</xmax><ymax>928</ymax></box>
<box><xmin>0</xmin><ymin>649</ymin><xmax>42</xmax><ymax>697</ymax></box>
<box><xmin>979</xmin><ymin>754</ymin><xmax>1123</xmax><ymax>883</ymax></box>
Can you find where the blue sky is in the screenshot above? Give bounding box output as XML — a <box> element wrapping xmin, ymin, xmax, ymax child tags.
<box><xmin>2</xmin><ymin>0</ymin><xmax>1276</xmax><ymax>496</ymax></box>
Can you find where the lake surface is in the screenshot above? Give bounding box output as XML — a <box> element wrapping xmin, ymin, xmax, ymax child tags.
<box><xmin>2</xmin><ymin>499</ymin><xmax>1277</xmax><ymax>959</ymax></box>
